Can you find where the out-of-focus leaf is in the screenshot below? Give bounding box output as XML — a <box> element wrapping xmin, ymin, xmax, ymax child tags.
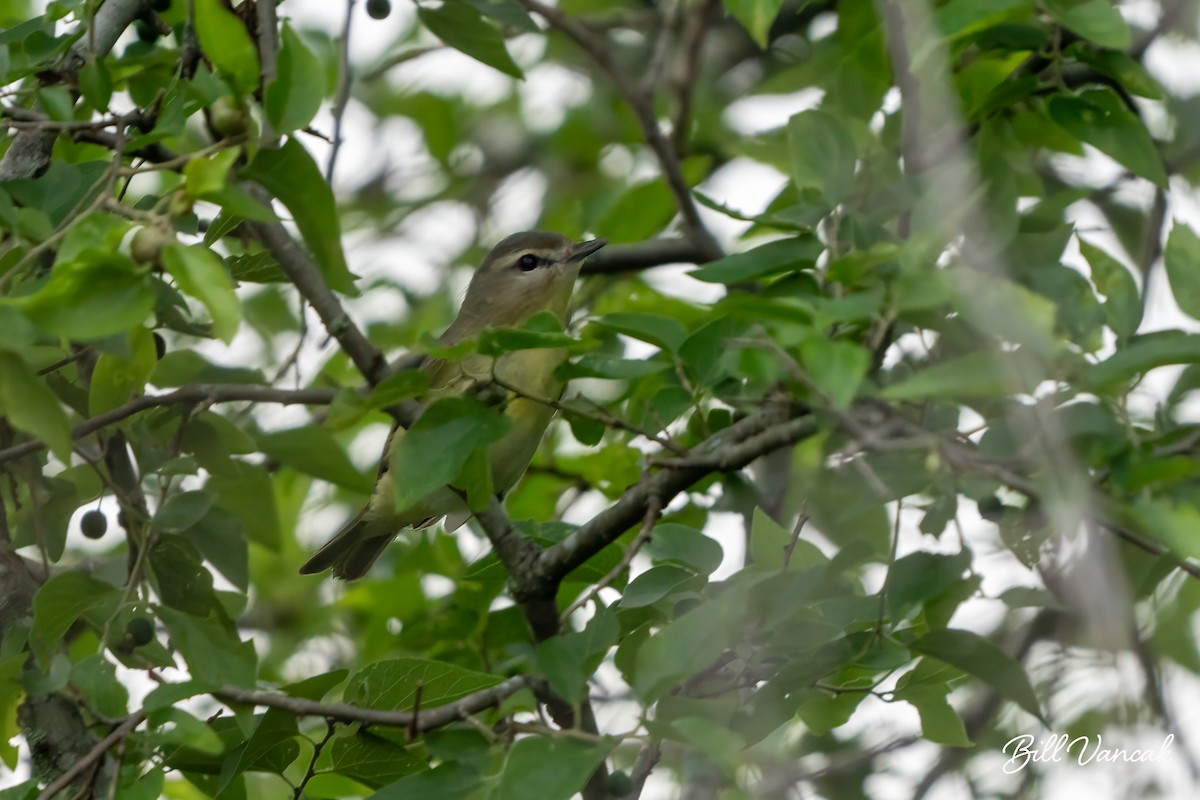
<box><xmin>195</xmin><ymin>0</ymin><xmax>261</xmax><ymax>92</ymax></box>
<box><xmin>491</xmin><ymin>738</ymin><xmax>612</xmax><ymax>800</ymax></box>
<box><xmin>910</xmin><ymin>629</ymin><xmax>1044</xmax><ymax>721</ymax></box>
<box><xmin>257</xmin><ymin>426</ymin><xmax>373</xmax><ymax>493</ymax></box>
<box><xmin>345</xmin><ymin>658</ymin><xmax>502</xmax><ymax>709</ymax></box>
<box><xmin>389</xmin><ymin>396</ymin><xmax>510</xmax><ymax>511</ymax></box>
<box><xmin>265</xmin><ymin>24</ymin><xmax>326</xmax><ymax>134</ymax></box>
<box><xmin>787</xmin><ymin>109</ymin><xmax>857</xmax><ymax>208</ymax></box>
<box><xmin>161</xmin><ymin>243</ymin><xmax>241</xmax><ymax>343</ymax></box>
<box><xmin>31</xmin><ymin>573</ymin><xmax>120</xmax><ymax>663</ymax></box>
<box><xmin>0</xmin><ymin>350</ymin><xmax>72</xmax><ymax>463</ymax></box>
<box><xmin>1048</xmin><ymin>88</ymin><xmax>1167</xmax><ymax>187</ymax></box>
<box><xmin>1165</xmin><ymin>221</ymin><xmax>1200</xmax><ymax>321</ymax></box>
<box><xmin>158</xmin><ymin>607</ymin><xmax>257</xmax><ymax>687</ymax></box>
<box><xmin>723</xmin><ymin>0</ymin><xmax>784</xmax><ymax>48</ymax></box>
<box><xmin>1044</xmin><ymin>0</ymin><xmax>1130</xmax><ymax>50</ymax></box>
<box><xmin>417</xmin><ymin>1</ymin><xmax>523</xmax><ymax>78</ymax></box>
<box><xmin>244</xmin><ymin>139</ymin><xmax>357</xmax><ymax>294</ymax></box>
<box><xmin>690</xmin><ymin>235</ymin><xmax>823</xmax><ymax>283</ymax></box>
<box><xmin>800</xmin><ymin>338</ymin><xmax>869</xmax><ymax>408</ymax></box>
<box><xmin>1079</xmin><ymin>239</ymin><xmax>1141</xmax><ymax>339</ymax></box>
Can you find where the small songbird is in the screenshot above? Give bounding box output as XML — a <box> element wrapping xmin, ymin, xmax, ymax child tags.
<box><xmin>300</xmin><ymin>232</ymin><xmax>607</xmax><ymax>579</ymax></box>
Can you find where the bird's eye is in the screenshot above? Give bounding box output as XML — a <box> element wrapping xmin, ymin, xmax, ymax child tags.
<box><xmin>517</xmin><ymin>254</ymin><xmax>539</xmax><ymax>271</ymax></box>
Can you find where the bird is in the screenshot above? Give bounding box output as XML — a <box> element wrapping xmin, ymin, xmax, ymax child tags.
<box><xmin>299</xmin><ymin>231</ymin><xmax>607</xmax><ymax>579</ymax></box>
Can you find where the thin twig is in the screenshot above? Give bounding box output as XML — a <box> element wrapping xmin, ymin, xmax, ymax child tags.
<box><xmin>35</xmin><ymin>711</ymin><xmax>146</xmax><ymax>800</ymax></box>
<box><xmin>561</xmin><ymin>494</ymin><xmax>662</xmax><ymax>621</ymax></box>
<box><xmin>517</xmin><ymin>0</ymin><xmax>721</xmax><ymax>260</ymax></box>
<box><xmin>214</xmin><ymin>676</ymin><xmax>530</xmax><ymax>732</ymax></box>
<box><xmin>0</xmin><ymin>385</ymin><xmax>338</xmax><ymax>465</ymax></box>
<box><xmin>327</xmin><ymin>0</ymin><xmax>356</xmax><ymax>183</ymax></box>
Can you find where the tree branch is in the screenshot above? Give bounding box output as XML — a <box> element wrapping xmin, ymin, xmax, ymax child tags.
<box><xmin>0</xmin><ymin>384</ymin><xmax>337</xmax><ymax>466</ymax></box>
<box><xmin>518</xmin><ymin>0</ymin><xmax>722</xmax><ymax>261</ymax></box>
<box><xmin>580</xmin><ymin>236</ymin><xmax>716</xmax><ymax>275</ymax></box>
<box><xmin>34</xmin><ymin>711</ymin><xmax>146</xmax><ymax>800</ymax></box>
<box><xmin>214</xmin><ymin>676</ymin><xmax>530</xmax><ymax>732</ymax></box>
<box><xmin>242</xmin><ymin>208</ymin><xmax>388</xmax><ymax>386</ymax></box>
<box><xmin>0</xmin><ymin>0</ymin><xmax>149</xmax><ymax>181</ymax></box>
<box><xmin>530</xmin><ymin>409</ymin><xmax>816</xmax><ymax>592</ymax></box>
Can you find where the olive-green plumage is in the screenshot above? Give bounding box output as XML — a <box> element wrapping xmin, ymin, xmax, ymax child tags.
<box><xmin>299</xmin><ymin>232</ymin><xmax>606</xmax><ymax>579</ymax></box>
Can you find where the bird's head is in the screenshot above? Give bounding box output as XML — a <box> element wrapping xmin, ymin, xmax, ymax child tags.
<box><xmin>459</xmin><ymin>231</ymin><xmax>606</xmax><ymax>329</ymax></box>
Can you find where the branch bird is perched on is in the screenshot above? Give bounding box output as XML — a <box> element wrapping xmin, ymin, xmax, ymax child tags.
<box><xmin>300</xmin><ymin>232</ymin><xmax>607</xmax><ymax>579</ymax></box>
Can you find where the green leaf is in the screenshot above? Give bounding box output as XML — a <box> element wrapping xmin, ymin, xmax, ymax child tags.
<box><xmin>723</xmin><ymin>0</ymin><xmax>784</xmax><ymax>48</ymax></box>
<box><xmin>0</xmin><ymin>350</ymin><xmax>72</xmax><ymax>463</ymax></box>
<box><xmin>559</xmin><ymin>353</ymin><xmax>671</xmax><ymax>380</ymax></box>
<box><xmin>787</xmin><ymin>109</ymin><xmax>857</xmax><ymax>208</ymax></box>
<box><xmin>689</xmin><ymin>235</ymin><xmax>824</xmax><ymax>283</ymax></box>
<box><xmin>885</xmin><ymin>550</ymin><xmax>972</xmax><ymax>621</ymax></box>
<box><xmin>537</xmin><ymin>608</ymin><xmax>619</xmax><ymax>703</ymax></box>
<box><xmin>88</xmin><ymin>327</ymin><xmax>157</xmax><ymax>416</ymax></box>
<box><xmin>184</xmin><ymin>147</ymin><xmax>239</xmax><ymax>198</ymax></box>
<box><xmin>218</xmin><ymin>708</ymin><xmax>299</xmax><ymax>792</ymax></box>
<box><xmin>257</xmin><ymin>426</ymin><xmax>372</xmax><ymax>493</ymax></box>
<box><xmin>14</xmin><ymin>254</ymin><xmax>155</xmax><ymax>341</ymax></box>
<box><xmin>154</xmin><ymin>491</ymin><xmax>218</xmax><ymax>533</ymax></box>
<box><xmin>645</xmin><ymin>523</ymin><xmax>725</xmax><ymax>575</ymax></box>
<box><xmin>78</xmin><ymin>58</ymin><xmax>112</xmax><ymax>111</ymax></box>
<box><xmin>265</xmin><ymin>24</ymin><xmax>326</xmax><ymax>134</ymax></box>
<box><xmin>910</xmin><ymin>629</ymin><xmax>1044</xmax><ymax>721</ymax></box>
<box><xmin>389</xmin><ymin>396</ymin><xmax>511</xmax><ymax>511</ymax></box>
<box><xmin>205</xmin><ymin>460</ymin><xmax>282</xmax><ymax>549</ymax></box>
<box><xmin>897</xmin><ymin>686</ymin><xmax>972</xmax><ymax>747</ymax></box>
<box><xmin>418</xmin><ymin>1</ymin><xmax>523</xmax><ymax>79</ymax></box>
<box><xmin>593</xmin><ymin>312</ymin><xmax>688</xmax><ymax>354</ymax></box>
<box><xmin>1165</xmin><ymin>221</ymin><xmax>1200</xmax><ymax>321</ymax></box>
<box><xmin>1087</xmin><ymin>331</ymin><xmax>1200</xmax><ymax>390</ymax></box>
<box><xmin>492</xmin><ymin>738</ymin><xmax>612</xmax><ymax>800</ymax></box>
<box><xmin>1079</xmin><ymin>239</ymin><xmax>1141</xmax><ymax>339</ymax></box>
<box><xmin>1044</xmin><ymin>0</ymin><xmax>1130</xmax><ymax>50</ymax></box>
<box><xmin>1048</xmin><ymin>87</ymin><xmax>1167</xmax><ymax>187</ymax></box>
<box><xmin>194</xmin><ymin>0</ymin><xmax>261</xmax><ymax>93</ymax></box>
<box><xmin>31</xmin><ymin>572</ymin><xmax>120</xmax><ymax>663</ymax></box>
<box><xmin>370</xmin><ymin>763</ymin><xmax>483</xmax><ymax>800</ymax></box>
<box><xmin>800</xmin><ymin>338</ymin><xmax>869</xmax><ymax>408</ymax></box>
<box><xmin>161</xmin><ymin>243</ymin><xmax>241</xmax><ymax>343</ymax></box>
<box><xmin>882</xmin><ymin>351</ymin><xmax>1034</xmax><ymax>401</ymax></box>
<box><xmin>183</xmin><ymin>506</ymin><xmax>249</xmax><ymax>593</ymax></box>
<box><xmin>345</xmin><ymin>658</ymin><xmax>502</xmax><ymax>710</ymax></box>
<box><xmin>71</xmin><ymin>654</ymin><xmax>129</xmax><ymax>719</ymax></box>
<box><xmin>628</xmin><ymin>580</ymin><xmax>754</xmax><ymax>700</ymax></box>
<box><xmin>244</xmin><ymin>139</ymin><xmax>356</xmax><ymax>294</ymax></box>
<box><xmin>147</xmin><ymin>535</ymin><xmax>220</xmax><ymax>617</ymax></box>
<box><xmin>618</xmin><ymin>566</ymin><xmax>699</xmax><ymax>609</ymax></box>
<box><xmin>329</xmin><ymin>734</ymin><xmax>424</xmax><ymax>788</ymax></box>
<box><xmin>157</xmin><ymin>607</ymin><xmax>257</xmax><ymax>687</ymax></box>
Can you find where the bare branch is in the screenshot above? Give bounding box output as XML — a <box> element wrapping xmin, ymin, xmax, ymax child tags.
<box><xmin>242</xmin><ymin>207</ymin><xmax>388</xmax><ymax>386</ymax></box>
<box><xmin>214</xmin><ymin>676</ymin><xmax>530</xmax><ymax>732</ymax></box>
<box><xmin>581</xmin><ymin>236</ymin><xmax>716</xmax><ymax>275</ymax></box>
<box><xmin>0</xmin><ymin>0</ymin><xmax>149</xmax><ymax>181</ymax></box>
<box><xmin>327</xmin><ymin>0</ymin><xmax>356</xmax><ymax>182</ymax></box>
<box><xmin>561</xmin><ymin>494</ymin><xmax>662</xmax><ymax>621</ymax></box>
<box><xmin>532</xmin><ymin>408</ymin><xmax>816</xmax><ymax>589</ymax></box>
<box><xmin>34</xmin><ymin>711</ymin><xmax>147</xmax><ymax>800</ymax></box>
<box><xmin>0</xmin><ymin>385</ymin><xmax>338</xmax><ymax>466</ymax></box>
<box><xmin>518</xmin><ymin>0</ymin><xmax>722</xmax><ymax>261</ymax></box>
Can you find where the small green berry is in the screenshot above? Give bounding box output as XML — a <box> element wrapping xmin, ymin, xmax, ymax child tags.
<box><xmin>135</xmin><ymin>20</ymin><xmax>159</xmax><ymax>42</ymax></box>
<box><xmin>153</xmin><ymin>333</ymin><xmax>167</xmax><ymax>360</ymax></box>
<box><xmin>125</xmin><ymin>617</ymin><xmax>155</xmax><ymax>647</ymax></box>
<box><xmin>366</xmin><ymin>0</ymin><xmax>392</xmax><ymax>20</ymax></box>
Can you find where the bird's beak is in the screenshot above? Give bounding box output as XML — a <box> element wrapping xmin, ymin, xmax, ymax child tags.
<box><xmin>564</xmin><ymin>238</ymin><xmax>607</xmax><ymax>263</ymax></box>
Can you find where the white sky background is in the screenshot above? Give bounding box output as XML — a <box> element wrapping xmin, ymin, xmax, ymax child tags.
<box><xmin>8</xmin><ymin>0</ymin><xmax>1200</xmax><ymax>797</ymax></box>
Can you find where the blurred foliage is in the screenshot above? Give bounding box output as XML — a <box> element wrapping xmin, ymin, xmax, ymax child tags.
<box><xmin>2</xmin><ymin>0</ymin><xmax>1200</xmax><ymax>798</ymax></box>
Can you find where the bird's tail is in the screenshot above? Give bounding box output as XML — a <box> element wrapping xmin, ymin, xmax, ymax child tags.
<box><xmin>298</xmin><ymin>510</ymin><xmax>397</xmax><ymax>580</ymax></box>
